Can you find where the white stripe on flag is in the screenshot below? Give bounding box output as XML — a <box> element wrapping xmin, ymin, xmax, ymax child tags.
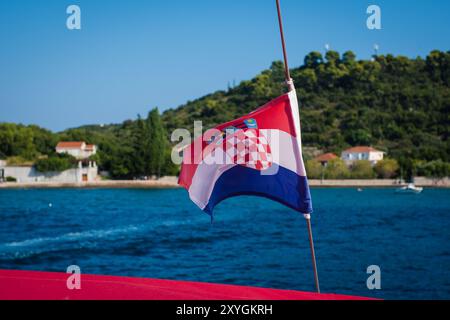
<box><xmin>188</xmin><ymin>129</ymin><xmax>306</xmax><ymax>209</ymax></box>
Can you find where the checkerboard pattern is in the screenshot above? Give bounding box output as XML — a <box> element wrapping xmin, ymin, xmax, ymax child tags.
<box><xmin>223</xmin><ymin>129</ymin><xmax>273</xmax><ymax>170</ymax></box>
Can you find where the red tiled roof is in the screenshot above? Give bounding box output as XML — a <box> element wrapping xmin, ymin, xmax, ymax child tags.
<box><xmin>315</xmin><ymin>153</ymin><xmax>338</xmax><ymax>162</ymax></box>
<box><xmin>56</xmin><ymin>141</ymin><xmax>84</xmax><ymax>149</ymax></box>
<box><xmin>343</xmin><ymin>146</ymin><xmax>381</xmax><ymax>153</ymax></box>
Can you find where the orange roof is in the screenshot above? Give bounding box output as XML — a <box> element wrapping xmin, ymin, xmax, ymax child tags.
<box><xmin>343</xmin><ymin>146</ymin><xmax>381</xmax><ymax>153</ymax></box>
<box><xmin>56</xmin><ymin>141</ymin><xmax>84</xmax><ymax>149</ymax></box>
<box><xmin>315</xmin><ymin>153</ymin><xmax>338</xmax><ymax>162</ymax></box>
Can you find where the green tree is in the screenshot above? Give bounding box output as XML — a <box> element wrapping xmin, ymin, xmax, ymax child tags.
<box><xmin>161</xmin><ymin>147</ymin><xmax>179</xmax><ymax>176</ymax></box>
<box><xmin>374</xmin><ymin>159</ymin><xmax>399</xmax><ymax>178</ymax></box>
<box><xmin>325</xmin><ymin>50</ymin><xmax>340</xmax><ymax>64</ymax></box>
<box><xmin>304</xmin><ymin>51</ymin><xmax>323</xmax><ymax>68</ymax></box>
<box><xmin>295</xmin><ymin>69</ymin><xmax>318</xmax><ymax>91</ymax></box>
<box><xmin>350</xmin><ymin>160</ymin><xmax>375</xmax><ymax>179</ymax></box>
<box><xmin>305</xmin><ymin>159</ymin><xmax>323</xmax><ymax>179</ymax></box>
<box><xmin>146</xmin><ymin>108</ymin><xmax>167</xmax><ymax>178</ymax></box>
<box><xmin>30</xmin><ymin>125</ymin><xmax>57</xmax><ymax>156</ymax></box>
<box><xmin>416</xmin><ymin>160</ymin><xmax>450</xmax><ymax>178</ymax></box>
<box><xmin>131</xmin><ymin>115</ymin><xmax>147</xmax><ymax>176</ymax></box>
<box><xmin>342</xmin><ymin>51</ymin><xmax>356</xmax><ymax>65</ymax></box>
<box><xmin>35</xmin><ymin>154</ymin><xmax>76</xmax><ymax>172</ymax></box>
<box><xmin>0</xmin><ymin>123</ymin><xmax>37</xmax><ymax>160</ymax></box>
<box><xmin>324</xmin><ymin>158</ymin><xmax>350</xmax><ymax>179</ymax></box>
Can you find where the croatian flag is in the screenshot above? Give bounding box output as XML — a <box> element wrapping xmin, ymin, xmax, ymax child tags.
<box><xmin>179</xmin><ymin>89</ymin><xmax>312</xmax><ymax>215</ymax></box>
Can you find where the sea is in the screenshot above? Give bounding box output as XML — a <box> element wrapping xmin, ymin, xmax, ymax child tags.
<box><xmin>0</xmin><ymin>187</ymin><xmax>449</xmax><ymax>299</ymax></box>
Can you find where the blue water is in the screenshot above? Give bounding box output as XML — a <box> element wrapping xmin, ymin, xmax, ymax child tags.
<box><xmin>0</xmin><ymin>187</ymin><xmax>449</xmax><ymax>299</ymax></box>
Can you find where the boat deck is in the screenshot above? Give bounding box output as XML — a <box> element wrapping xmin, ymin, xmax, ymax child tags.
<box><xmin>0</xmin><ymin>269</ymin><xmax>373</xmax><ymax>300</ymax></box>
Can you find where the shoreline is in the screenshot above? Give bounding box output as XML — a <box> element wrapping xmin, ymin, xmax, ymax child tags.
<box><xmin>0</xmin><ymin>179</ymin><xmax>180</xmax><ymax>189</ymax></box>
<box><xmin>0</xmin><ymin>177</ymin><xmax>449</xmax><ymax>189</ymax></box>
<box><xmin>0</xmin><ymin>176</ymin><xmax>180</xmax><ymax>189</ymax></box>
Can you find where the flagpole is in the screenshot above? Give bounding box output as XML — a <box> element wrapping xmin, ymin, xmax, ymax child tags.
<box><xmin>304</xmin><ymin>214</ymin><xmax>320</xmax><ymax>293</ymax></box>
<box><xmin>275</xmin><ymin>0</ymin><xmax>294</xmax><ymax>91</ymax></box>
<box><xmin>275</xmin><ymin>0</ymin><xmax>321</xmax><ymax>293</ymax></box>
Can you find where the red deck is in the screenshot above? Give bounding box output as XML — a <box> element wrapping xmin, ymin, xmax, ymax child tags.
<box><xmin>0</xmin><ymin>269</ymin><xmax>372</xmax><ymax>300</ymax></box>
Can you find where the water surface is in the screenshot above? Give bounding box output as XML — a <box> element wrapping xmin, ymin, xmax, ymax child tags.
<box><xmin>0</xmin><ymin>187</ymin><xmax>449</xmax><ymax>299</ymax></box>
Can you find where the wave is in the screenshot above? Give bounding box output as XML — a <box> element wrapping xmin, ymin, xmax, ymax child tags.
<box><xmin>0</xmin><ymin>213</ymin><xmax>219</xmax><ymax>261</ymax></box>
<box><xmin>0</xmin><ymin>225</ymin><xmax>143</xmax><ymax>260</ymax></box>
<box><xmin>3</xmin><ymin>225</ymin><xmax>140</xmax><ymax>248</ymax></box>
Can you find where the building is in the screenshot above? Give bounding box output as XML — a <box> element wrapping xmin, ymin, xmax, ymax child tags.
<box><xmin>0</xmin><ymin>142</ymin><xmax>99</xmax><ymax>183</ymax></box>
<box><xmin>55</xmin><ymin>141</ymin><xmax>98</xmax><ymax>182</ymax></box>
<box><xmin>0</xmin><ymin>164</ymin><xmax>98</xmax><ymax>183</ymax></box>
<box><xmin>56</xmin><ymin>141</ymin><xmax>97</xmax><ymax>160</ymax></box>
<box><xmin>341</xmin><ymin>146</ymin><xmax>384</xmax><ymax>166</ymax></box>
<box><xmin>314</xmin><ymin>153</ymin><xmax>338</xmax><ymax>166</ymax></box>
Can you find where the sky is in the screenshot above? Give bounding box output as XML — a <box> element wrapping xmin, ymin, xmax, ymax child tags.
<box><xmin>0</xmin><ymin>0</ymin><xmax>449</xmax><ymax>132</ymax></box>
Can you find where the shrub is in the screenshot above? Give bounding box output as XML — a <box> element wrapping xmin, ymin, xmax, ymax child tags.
<box><xmin>324</xmin><ymin>158</ymin><xmax>350</xmax><ymax>179</ymax></box>
<box><xmin>5</xmin><ymin>176</ymin><xmax>17</xmax><ymax>182</ymax></box>
<box><xmin>305</xmin><ymin>159</ymin><xmax>323</xmax><ymax>179</ymax></box>
<box><xmin>374</xmin><ymin>159</ymin><xmax>399</xmax><ymax>178</ymax></box>
<box><xmin>6</xmin><ymin>156</ymin><xmax>34</xmax><ymax>166</ymax></box>
<box><xmin>35</xmin><ymin>154</ymin><xmax>76</xmax><ymax>172</ymax></box>
<box><xmin>416</xmin><ymin>160</ymin><xmax>450</xmax><ymax>178</ymax></box>
<box><xmin>350</xmin><ymin>160</ymin><xmax>375</xmax><ymax>179</ymax></box>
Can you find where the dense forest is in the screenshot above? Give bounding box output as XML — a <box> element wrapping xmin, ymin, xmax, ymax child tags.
<box><xmin>1</xmin><ymin>50</ymin><xmax>449</xmax><ymax>179</ymax></box>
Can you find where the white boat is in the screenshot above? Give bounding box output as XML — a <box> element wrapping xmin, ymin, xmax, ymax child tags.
<box><xmin>396</xmin><ymin>183</ymin><xmax>423</xmax><ymax>194</ymax></box>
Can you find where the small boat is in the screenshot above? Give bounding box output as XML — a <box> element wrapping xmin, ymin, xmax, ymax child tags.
<box><xmin>396</xmin><ymin>183</ymin><xmax>423</xmax><ymax>194</ymax></box>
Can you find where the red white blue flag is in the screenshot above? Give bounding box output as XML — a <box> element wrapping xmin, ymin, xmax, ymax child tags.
<box><xmin>179</xmin><ymin>89</ymin><xmax>312</xmax><ymax>215</ymax></box>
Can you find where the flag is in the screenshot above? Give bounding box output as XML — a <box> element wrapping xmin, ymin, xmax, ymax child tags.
<box><xmin>178</xmin><ymin>89</ymin><xmax>312</xmax><ymax>215</ymax></box>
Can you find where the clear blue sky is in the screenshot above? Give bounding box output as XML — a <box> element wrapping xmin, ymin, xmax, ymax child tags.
<box><xmin>0</xmin><ymin>0</ymin><xmax>449</xmax><ymax>131</ymax></box>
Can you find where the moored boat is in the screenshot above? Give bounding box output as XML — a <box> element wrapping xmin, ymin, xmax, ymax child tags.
<box><xmin>396</xmin><ymin>183</ymin><xmax>423</xmax><ymax>194</ymax></box>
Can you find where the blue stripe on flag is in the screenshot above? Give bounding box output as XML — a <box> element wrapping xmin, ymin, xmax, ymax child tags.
<box><xmin>203</xmin><ymin>164</ymin><xmax>313</xmax><ymax>214</ymax></box>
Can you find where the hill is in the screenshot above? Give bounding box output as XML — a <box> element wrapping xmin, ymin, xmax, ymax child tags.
<box><xmin>162</xmin><ymin>50</ymin><xmax>449</xmax><ymax>168</ymax></box>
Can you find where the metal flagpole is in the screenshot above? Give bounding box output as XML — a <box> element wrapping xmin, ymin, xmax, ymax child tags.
<box><xmin>304</xmin><ymin>214</ymin><xmax>320</xmax><ymax>293</ymax></box>
<box><xmin>275</xmin><ymin>0</ymin><xmax>321</xmax><ymax>293</ymax></box>
<box><xmin>275</xmin><ymin>0</ymin><xmax>294</xmax><ymax>91</ymax></box>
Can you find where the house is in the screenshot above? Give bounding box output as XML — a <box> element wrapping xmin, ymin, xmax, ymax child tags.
<box><xmin>0</xmin><ymin>143</ymin><xmax>99</xmax><ymax>184</ymax></box>
<box><xmin>341</xmin><ymin>146</ymin><xmax>384</xmax><ymax>166</ymax></box>
<box><xmin>55</xmin><ymin>141</ymin><xmax>98</xmax><ymax>182</ymax></box>
<box><xmin>56</xmin><ymin>141</ymin><xmax>97</xmax><ymax>160</ymax></box>
<box><xmin>314</xmin><ymin>153</ymin><xmax>337</xmax><ymax>166</ymax></box>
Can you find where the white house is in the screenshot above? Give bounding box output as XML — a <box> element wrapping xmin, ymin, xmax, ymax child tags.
<box><xmin>56</xmin><ymin>141</ymin><xmax>97</xmax><ymax>160</ymax></box>
<box><xmin>0</xmin><ymin>142</ymin><xmax>99</xmax><ymax>183</ymax></box>
<box><xmin>341</xmin><ymin>146</ymin><xmax>384</xmax><ymax>166</ymax></box>
<box><xmin>0</xmin><ymin>164</ymin><xmax>98</xmax><ymax>183</ymax></box>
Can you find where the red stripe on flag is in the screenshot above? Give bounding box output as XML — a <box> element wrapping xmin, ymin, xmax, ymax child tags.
<box><xmin>179</xmin><ymin>93</ymin><xmax>297</xmax><ymax>190</ymax></box>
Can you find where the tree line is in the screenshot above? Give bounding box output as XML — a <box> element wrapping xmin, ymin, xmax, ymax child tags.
<box><xmin>0</xmin><ymin>109</ymin><xmax>177</xmax><ymax>178</ymax></box>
